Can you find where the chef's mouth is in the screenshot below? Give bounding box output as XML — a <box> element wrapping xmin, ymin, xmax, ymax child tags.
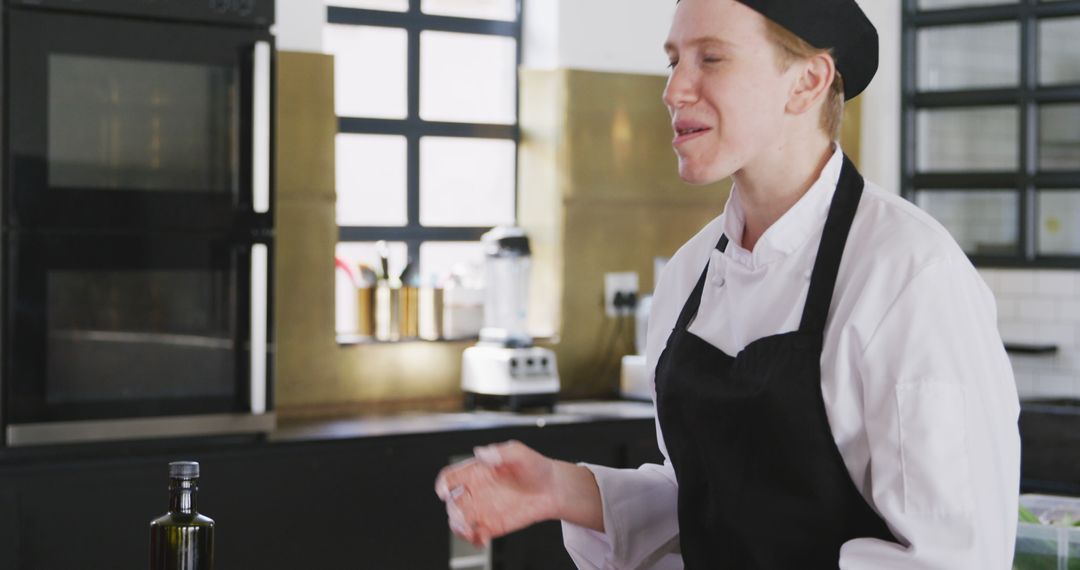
<box><xmin>673</xmin><ymin>126</ymin><xmax>712</xmax><ymax>145</ymax></box>
<box><xmin>677</xmin><ymin>126</ymin><xmax>710</xmax><ymax>136</ymax></box>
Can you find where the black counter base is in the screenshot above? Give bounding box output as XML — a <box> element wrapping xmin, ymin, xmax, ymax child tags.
<box><xmin>0</xmin><ymin>410</ymin><xmax>661</xmax><ymax>570</ymax></box>
<box><xmin>463</xmin><ymin>391</ymin><xmax>558</xmax><ymax>413</ymax></box>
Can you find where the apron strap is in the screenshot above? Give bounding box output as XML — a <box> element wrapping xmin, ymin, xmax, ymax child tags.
<box><xmin>673</xmin><ymin>234</ymin><xmax>729</xmax><ymax>333</ymax></box>
<box><xmin>798</xmin><ymin>155</ymin><xmax>864</xmax><ymax>336</ymax></box>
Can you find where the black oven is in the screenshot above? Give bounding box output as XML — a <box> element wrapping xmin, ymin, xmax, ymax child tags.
<box><xmin>2</xmin><ymin>0</ymin><xmax>275</xmax><ymax>445</ymax></box>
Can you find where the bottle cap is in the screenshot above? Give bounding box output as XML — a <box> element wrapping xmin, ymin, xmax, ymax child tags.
<box><xmin>168</xmin><ymin>461</ymin><xmax>200</xmax><ymax>479</ymax></box>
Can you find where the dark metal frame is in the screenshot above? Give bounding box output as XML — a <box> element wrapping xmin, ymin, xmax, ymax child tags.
<box><xmin>901</xmin><ymin>0</ymin><xmax>1080</xmax><ymax>268</ymax></box>
<box><xmin>328</xmin><ymin>2</ymin><xmax>523</xmax><ymax>265</ymax></box>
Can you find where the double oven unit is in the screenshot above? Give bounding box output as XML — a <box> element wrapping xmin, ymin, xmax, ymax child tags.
<box><xmin>1</xmin><ymin>0</ymin><xmax>276</xmax><ymax>445</ymax></box>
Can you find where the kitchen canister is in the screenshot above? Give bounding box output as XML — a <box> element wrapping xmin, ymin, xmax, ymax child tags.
<box><xmin>399</xmin><ymin>286</ymin><xmax>419</xmax><ymax>340</ymax></box>
<box><xmin>356</xmin><ymin>286</ymin><xmax>375</xmax><ymax>338</ymax></box>
<box><xmin>375</xmin><ymin>282</ymin><xmax>401</xmax><ymax>341</ymax></box>
<box><xmin>419</xmin><ymin>286</ymin><xmax>444</xmax><ymax>341</ymax></box>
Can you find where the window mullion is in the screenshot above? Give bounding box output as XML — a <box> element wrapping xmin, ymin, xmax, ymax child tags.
<box><xmin>1021</xmin><ymin>0</ymin><xmax>1037</xmax><ymax>261</ymax></box>
<box><xmin>407</xmin><ymin>24</ymin><xmax>422</xmax><ymax>231</ymax></box>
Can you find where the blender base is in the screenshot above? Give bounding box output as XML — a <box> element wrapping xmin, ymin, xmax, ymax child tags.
<box><xmin>463</xmin><ymin>392</ymin><xmax>557</xmax><ymax>413</ymax></box>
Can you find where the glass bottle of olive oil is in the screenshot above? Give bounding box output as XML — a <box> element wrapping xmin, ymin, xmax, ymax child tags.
<box><xmin>149</xmin><ymin>461</ymin><xmax>214</xmax><ymax>570</ymax></box>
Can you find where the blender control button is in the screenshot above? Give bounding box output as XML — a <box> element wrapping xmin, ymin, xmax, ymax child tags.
<box><xmin>526</xmin><ymin>358</ymin><xmax>535</xmax><ymax>367</ymax></box>
<box><xmin>510</xmin><ymin>359</ymin><xmax>519</xmax><ymax>368</ymax></box>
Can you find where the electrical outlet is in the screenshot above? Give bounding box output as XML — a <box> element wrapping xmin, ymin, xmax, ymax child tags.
<box><xmin>604</xmin><ymin>272</ymin><xmax>639</xmax><ymax>317</ymax></box>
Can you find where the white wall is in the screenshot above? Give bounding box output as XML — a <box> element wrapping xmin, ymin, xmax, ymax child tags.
<box><xmin>857</xmin><ymin>0</ymin><xmax>902</xmax><ymax>192</ymax></box>
<box><xmin>552</xmin><ymin>0</ymin><xmax>675</xmax><ymax>75</ymax></box>
<box><xmin>275</xmin><ymin>0</ymin><xmax>324</xmax><ymax>53</ymax></box>
<box><xmin>982</xmin><ymin>270</ymin><xmax>1080</xmax><ymax>400</ymax></box>
<box><xmin>522</xmin><ymin>0</ymin><xmax>560</xmax><ymax>69</ymax></box>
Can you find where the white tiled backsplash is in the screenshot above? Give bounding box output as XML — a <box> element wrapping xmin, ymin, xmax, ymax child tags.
<box><xmin>979</xmin><ymin>268</ymin><xmax>1080</xmax><ymax>400</ymax></box>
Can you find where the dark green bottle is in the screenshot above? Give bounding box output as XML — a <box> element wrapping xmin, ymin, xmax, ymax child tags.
<box><xmin>149</xmin><ymin>461</ymin><xmax>214</xmax><ymax>570</ymax></box>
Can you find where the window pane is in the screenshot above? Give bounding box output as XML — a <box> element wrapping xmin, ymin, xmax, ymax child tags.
<box><xmin>336</xmin><ymin>134</ymin><xmax>408</xmax><ymax>226</ymax></box>
<box><xmin>420</xmin><ymin>137</ymin><xmax>516</xmax><ymax>227</ymax></box>
<box><xmin>1038</xmin><ymin>191</ymin><xmax>1080</xmax><ymax>256</ymax></box>
<box><xmin>324</xmin><ymin>25</ymin><xmax>408</xmax><ymax>119</ymax></box>
<box><xmin>1040</xmin><ymin>17</ymin><xmax>1080</xmax><ymax>85</ymax></box>
<box><xmin>419</xmin><ymin>242</ymin><xmax>486</xmax><ymax>285</ymax></box>
<box><xmin>918</xmin><ymin>0</ymin><xmax>1014</xmax><ymax>8</ymax></box>
<box><xmin>329</xmin><ymin>0</ymin><xmax>407</xmax><ymax>11</ymax></box>
<box><xmin>1040</xmin><ymin>104</ymin><xmax>1080</xmax><ymax>170</ymax></box>
<box><xmin>336</xmin><ymin>241</ymin><xmax>407</xmax><ymax>334</ymax></box>
<box><xmin>915</xmin><ymin>190</ymin><xmax>1019</xmax><ymax>255</ymax></box>
<box><xmin>421</xmin><ymin>0</ymin><xmax>517</xmax><ymax>21</ymax></box>
<box><xmin>420</xmin><ymin>31</ymin><xmax>517</xmax><ymax>124</ymax></box>
<box><xmin>917</xmin><ymin>23</ymin><xmax>1018</xmax><ymax>91</ymax></box>
<box><xmin>916</xmin><ymin>107</ymin><xmax>1018</xmax><ymax>171</ymax></box>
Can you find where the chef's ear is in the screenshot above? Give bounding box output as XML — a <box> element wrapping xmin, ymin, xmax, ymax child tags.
<box><xmin>786</xmin><ymin>52</ymin><xmax>836</xmax><ymax>117</ymax></box>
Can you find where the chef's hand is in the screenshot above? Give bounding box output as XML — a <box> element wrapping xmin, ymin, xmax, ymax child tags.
<box><xmin>434</xmin><ymin>440</ymin><xmax>603</xmax><ymax>548</ymax></box>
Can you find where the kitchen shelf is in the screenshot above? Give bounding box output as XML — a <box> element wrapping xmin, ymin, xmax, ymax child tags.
<box><xmin>336</xmin><ymin>334</ymin><xmax>477</xmax><ymax>346</ymax></box>
<box><xmin>1005</xmin><ymin>343</ymin><xmax>1059</xmax><ymax>355</ymax></box>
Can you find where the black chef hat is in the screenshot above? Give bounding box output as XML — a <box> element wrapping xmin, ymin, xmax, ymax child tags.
<box><xmin>734</xmin><ymin>0</ymin><xmax>878</xmax><ymax>100</ymax></box>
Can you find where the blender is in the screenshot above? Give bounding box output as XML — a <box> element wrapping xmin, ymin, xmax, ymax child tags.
<box><xmin>461</xmin><ymin>227</ymin><xmax>559</xmax><ymax>412</ymax></box>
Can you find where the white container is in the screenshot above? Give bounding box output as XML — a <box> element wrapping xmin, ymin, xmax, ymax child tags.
<box><xmin>1014</xmin><ymin>494</ymin><xmax>1080</xmax><ymax>570</ymax></box>
<box><xmin>442</xmin><ymin>285</ymin><xmax>484</xmax><ymax>340</ymax></box>
<box><xmin>620</xmin><ymin>354</ymin><xmax>650</xmax><ymax>401</ymax></box>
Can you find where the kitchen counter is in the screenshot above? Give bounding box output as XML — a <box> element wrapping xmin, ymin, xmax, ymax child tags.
<box><xmin>272</xmin><ymin>400</ymin><xmax>655</xmax><ymax>443</ymax></box>
<box><xmin>0</xmin><ymin>400</ymin><xmax>662</xmax><ymax>570</ymax></box>
<box><xmin>2</xmin><ymin>399</ymin><xmax>1076</xmax><ymax>570</ymax></box>
<box><xmin>0</xmin><ymin>400</ymin><xmax>655</xmax><ymax>467</ymax></box>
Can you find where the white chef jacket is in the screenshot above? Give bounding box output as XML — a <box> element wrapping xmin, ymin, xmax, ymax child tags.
<box><xmin>562</xmin><ymin>146</ymin><xmax>1021</xmax><ymax>569</ymax></box>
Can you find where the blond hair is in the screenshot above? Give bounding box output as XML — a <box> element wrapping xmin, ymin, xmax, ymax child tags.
<box><xmin>763</xmin><ymin>19</ymin><xmax>846</xmax><ymax>140</ymax></box>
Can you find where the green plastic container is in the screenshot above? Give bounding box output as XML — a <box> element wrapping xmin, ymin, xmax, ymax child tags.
<box><xmin>1014</xmin><ymin>494</ymin><xmax>1080</xmax><ymax>570</ymax></box>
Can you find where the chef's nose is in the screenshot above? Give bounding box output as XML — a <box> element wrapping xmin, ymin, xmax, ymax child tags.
<box><xmin>663</xmin><ymin>62</ymin><xmax>697</xmax><ymax>111</ymax></box>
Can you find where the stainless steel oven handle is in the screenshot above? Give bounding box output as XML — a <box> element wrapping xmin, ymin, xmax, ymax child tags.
<box><xmin>250</xmin><ymin>243</ymin><xmax>268</xmax><ymax>414</ymax></box>
<box><xmin>252</xmin><ymin>41</ymin><xmax>271</xmax><ymax>215</ymax></box>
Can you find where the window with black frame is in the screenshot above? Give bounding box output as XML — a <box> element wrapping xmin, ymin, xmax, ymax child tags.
<box><xmin>324</xmin><ymin>0</ymin><xmax>521</xmax><ymax>337</ymax></box>
<box><xmin>903</xmin><ymin>0</ymin><xmax>1080</xmax><ymax>268</ymax></box>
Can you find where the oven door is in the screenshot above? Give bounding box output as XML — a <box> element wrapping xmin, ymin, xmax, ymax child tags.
<box><xmin>3</xmin><ymin>232</ymin><xmax>272</xmax><ymax>446</ymax></box>
<box><xmin>6</xmin><ymin>8</ymin><xmax>273</xmax><ymax>232</ymax></box>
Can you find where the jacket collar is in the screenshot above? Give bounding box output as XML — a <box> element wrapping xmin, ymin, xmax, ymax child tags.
<box><xmin>720</xmin><ymin>145</ymin><xmax>845</xmax><ymax>269</ymax></box>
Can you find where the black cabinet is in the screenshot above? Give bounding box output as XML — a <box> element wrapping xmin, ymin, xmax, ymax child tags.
<box><xmin>0</xmin><ymin>417</ymin><xmax>661</xmax><ymax>570</ymax></box>
<box><xmin>1019</xmin><ymin>399</ymin><xmax>1080</xmax><ymax>495</ymax></box>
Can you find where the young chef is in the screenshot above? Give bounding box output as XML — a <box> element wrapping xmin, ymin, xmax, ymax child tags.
<box><xmin>435</xmin><ymin>0</ymin><xmax>1022</xmax><ymax>567</ymax></box>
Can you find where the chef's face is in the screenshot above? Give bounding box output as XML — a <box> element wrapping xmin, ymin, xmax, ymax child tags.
<box><xmin>662</xmin><ymin>0</ymin><xmax>797</xmax><ymax>185</ymax></box>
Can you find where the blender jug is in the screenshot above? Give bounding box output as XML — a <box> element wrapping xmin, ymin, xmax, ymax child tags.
<box><xmin>480</xmin><ymin>226</ymin><xmax>532</xmax><ymax>347</ymax></box>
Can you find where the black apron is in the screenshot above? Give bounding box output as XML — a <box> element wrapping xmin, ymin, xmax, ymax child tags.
<box><xmin>654</xmin><ymin>156</ymin><xmax>900</xmax><ymax>569</ymax></box>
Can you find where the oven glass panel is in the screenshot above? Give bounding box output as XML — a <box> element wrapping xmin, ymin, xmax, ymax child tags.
<box><xmin>47</xmin><ymin>54</ymin><xmax>238</xmax><ymax>193</ymax></box>
<box><xmin>7</xmin><ymin>233</ymin><xmax>251</xmax><ymax>423</ymax></box>
<box><xmin>46</xmin><ymin>269</ymin><xmax>236</xmax><ymax>404</ymax></box>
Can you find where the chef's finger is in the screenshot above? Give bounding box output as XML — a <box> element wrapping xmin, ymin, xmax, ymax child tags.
<box><xmin>452</xmin><ymin>522</ymin><xmax>480</xmax><ymax>548</ymax></box>
<box><xmin>447</xmin><ymin>497</ymin><xmax>471</xmax><ymax>527</ymax></box>
<box><xmin>447</xmin><ymin>511</ymin><xmax>473</xmax><ymax>539</ymax></box>
<box><xmin>447</xmin><ymin>500</ymin><xmax>479</xmax><ymax>542</ymax></box>
<box><xmin>449</xmin><ymin>517</ymin><xmax>473</xmax><ymax>540</ymax></box>
<box><xmin>435</xmin><ymin>473</ymin><xmax>450</xmax><ymax>500</ymax></box>
<box><xmin>473</xmin><ymin>444</ymin><xmax>504</xmax><ymax>467</ymax></box>
<box><xmin>435</xmin><ymin>459</ymin><xmax>478</xmax><ymax>499</ymax></box>
<box><xmin>449</xmin><ymin>487</ymin><xmax>484</xmax><ymax>526</ymax></box>
<box><xmin>476</xmin><ymin>527</ymin><xmax>492</xmax><ymax>548</ymax></box>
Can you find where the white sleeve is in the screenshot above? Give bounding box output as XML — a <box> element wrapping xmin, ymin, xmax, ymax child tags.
<box><xmin>839</xmin><ymin>258</ymin><xmax>1021</xmax><ymax>569</ymax></box>
<box><xmin>561</xmin><ymin>416</ymin><xmax>682</xmax><ymax>570</ymax></box>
